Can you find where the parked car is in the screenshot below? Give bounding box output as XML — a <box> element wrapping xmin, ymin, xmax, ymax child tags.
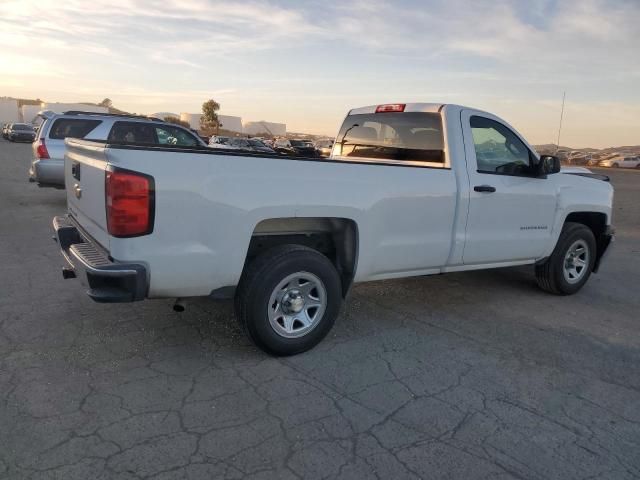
<box><xmin>6</xmin><ymin>123</ymin><xmax>36</xmax><ymax>142</ymax></box>
<box><xmin>273</xmin><ymin>138</ymin><xmax>318</xmax><ymax>157</ymax></box>
<box><xmin>567</xmin><ymin>151</ymin><xmax>593</xmax><ymax>166</ymax></box>
<box><xmin>31</xmin><ymin>111</ymin><xmax>205</xmax><ymax>188</ymax></box>
<box><xmin>246</xmin><ymin>138</ymin><xmax>276</xmax><ymax>154</ymax></box>
<box><xmin>314</xmin><ymin>139</ymin><xmax>334</xmax><ymax>157</ymax></box>
<box><xmin>208</xmin><ymin>136</ymin><xmax>234</xmax><ymax>149</ymax></box>
<box><xmin>53</xmin><ymin>102</ymin><xmax>614</xmax><ymax>356</ymax></box>
<box><xmin>598</xmin><ymin>156</ymin><xmax>640</xmax><ymax>168</ymax></box>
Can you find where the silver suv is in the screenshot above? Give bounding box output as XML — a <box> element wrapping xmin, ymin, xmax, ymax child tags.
<box><xmin>30</xmin><ymin>111</ymin><xmax>205</xmax><ymax>188</ymax></box>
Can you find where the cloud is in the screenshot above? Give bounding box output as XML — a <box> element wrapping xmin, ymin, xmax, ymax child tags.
<box><xmin>0</xmin><ymin>0</ymin><xmax>638</xmax><ymax>147</ymax></box>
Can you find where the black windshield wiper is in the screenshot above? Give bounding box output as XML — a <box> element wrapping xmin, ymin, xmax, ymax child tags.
<box><xmin>339</xmin><ymin>124</ymin><xmax>359</xmax><ymax>153</ymax></box>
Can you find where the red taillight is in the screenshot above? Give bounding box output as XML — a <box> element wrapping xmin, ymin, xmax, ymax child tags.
<box><xmin>375</xmin><ymin>103</ymin><xmax>406</xmax><ymax>113</ymax></box>
<box><xmin>105</xmin><ymin>169</ymin><xmax>154</xmax><ymax>237</ymax></box>
<box><xmin>36</xmin><ymin>138</ymin><xmax>49</xmax><ymax>159</ymax></box>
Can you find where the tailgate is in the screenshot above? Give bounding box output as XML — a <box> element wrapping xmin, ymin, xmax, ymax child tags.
<box><xmin>64</xmin><ymin>139</ymin><xmax>110</xmax><ymax>249</ymax></box>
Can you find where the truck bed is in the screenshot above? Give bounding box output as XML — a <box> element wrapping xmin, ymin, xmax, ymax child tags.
<box><xmin>63</xmin><ymin>138</ymin><xmax>459</xmax><ymax>298</ymax></box>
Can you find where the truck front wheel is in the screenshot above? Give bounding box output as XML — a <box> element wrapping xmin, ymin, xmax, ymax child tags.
<box><xmin>235</xmin><ymin>245</ymin><xmax>342</xmax><ymax>356</ymax></box>
<box><xmin>535</xmin><ymin>222</ymin><xmax>596</xmax><ymax>295</ymax></box>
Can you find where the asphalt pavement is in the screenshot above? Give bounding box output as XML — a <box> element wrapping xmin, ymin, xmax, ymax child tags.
<box><xmin>1</xmin><ymin>138</ymin><xmax>639</xmax><ymax>479</ymax></box>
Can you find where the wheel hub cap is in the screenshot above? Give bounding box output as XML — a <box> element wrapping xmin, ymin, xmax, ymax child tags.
<box><xmin>282</xmin><ymin>291</ymin><xmax>305</xmax><ymax>314</ymax></box>
<box><xmin>267</xmin><ymin>272</ymin><xmax>327</xmax><ymax>339</ymax></box>
<box><xmin>563</xmin><ymin>239</ymin><xmax>589</xmax><ymax>284</ymax></box>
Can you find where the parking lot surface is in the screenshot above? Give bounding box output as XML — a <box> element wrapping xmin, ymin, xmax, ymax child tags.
<box><xmin>1</xmin><ymin>139</ymin><xmax>639</xmax><ymax>480</ymax></box>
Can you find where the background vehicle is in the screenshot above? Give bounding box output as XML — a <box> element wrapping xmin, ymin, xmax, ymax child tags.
<box><xmin>314</xmin><ymin>138</ymin><xmax>334</xmax><ymax>157</ymax></box>
<box><xmin>598</xmin><ymin>156</ymin><xmax>640</xmax><ymax>168</ymax></box>
<box><xmin>54</xmin><ymin>103</ymin><xmax>614</xmax><ymax>356</ymax></box>
<box><xmin>208</xmin><ymin>135</ymin><xmax>234</xmax><ymax>149</ymax></box>
<box><xmin>246</xmin><ymin>138</ymin><xmax>276</xmax><ymax>153</ymax></box>
<box><xmin>6</xmin><ymin>123</ymin><xmax>36</xmax><ymax>142</ymax></box>
<box><xmin>567</xmin><ymin>151</ymin><xmax>592</xmax><ymax>166</ymax></box>
<box><xmin>274</xmin><ymin>138</ymin><xmax>317</xmax><ymax>156</ymax></box>
<box><xmin>31</xmin><ymin>111</ymin><xmax>204</xmax><ymax>188</ymax></box>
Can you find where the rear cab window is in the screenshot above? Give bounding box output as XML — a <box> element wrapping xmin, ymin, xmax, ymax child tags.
<box><xmin>332</xmin><ymin>111</ymin><xmax>445</xmax><ymax>166</ymax></box>
<box><xmin>49</xmin><ymin>118</ymin><xmax>102</xmax><ymax>139</ymax></box>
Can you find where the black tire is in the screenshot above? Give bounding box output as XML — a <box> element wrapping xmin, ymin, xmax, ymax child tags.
<box><xmin>535</xmin><ymin>222</ymin><xmax>596</xmax><ymax>295</ymax></box>
<box><xmin>235</xmin><ymin>244</ymin><xmax>342</xmax><ymax>356</ymax></box>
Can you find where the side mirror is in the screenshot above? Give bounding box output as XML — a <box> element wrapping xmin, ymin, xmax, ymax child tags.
<box><xmin>537</xmin><ymin>155</ymin><xmax>561</xmax><ymax>175</ymax></box>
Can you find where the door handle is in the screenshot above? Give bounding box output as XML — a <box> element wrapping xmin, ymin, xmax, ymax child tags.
<box><xmin>474</xmin><ymin>185</ymin><xmax>496</xmax><ymax>193</ymax></box>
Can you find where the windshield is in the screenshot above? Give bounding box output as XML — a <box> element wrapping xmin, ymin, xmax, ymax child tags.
<box><xmin>249</xmin><ymin>140</ymin><xmax>265</xmax><ymax>147</ymax></box>
<box><xmin>290</xmin><ymin>140</ymin><xmax>309</xmax><ymax>147</ymax></box>
<box><xmin>13</xmin><ymin>124</ymin><xmax>34</xmax><ymax>131</ymax></box>
<box><xmin>333</xmin><ymin>112</ymin><xmax>444</xmax><ymax>164</ymax></box>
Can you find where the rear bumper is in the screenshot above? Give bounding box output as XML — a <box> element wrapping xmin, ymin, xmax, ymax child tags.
<box><xmin>53</xmin><ymin>215</ymin><xmax>148</xmax><ymax>303</ymax></box>
<box><xmin>30</xmin><ymin>159</ymin><xmax>65</xmax><ymax>187</ymax></box>
<box><xmin>593</xmin><ymin>225</ymin><xmax>614</xmax><ymax>273</ymax></box>
<box><xmin>9</xmin><ymin>134</ymin><xmax>35</xmax><ymax>142</ymax></box>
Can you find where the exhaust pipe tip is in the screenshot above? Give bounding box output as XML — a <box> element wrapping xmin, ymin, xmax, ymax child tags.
<box><xmin>173</xmin><ymin>298</ymin><xmax>186</xmax><ymax>312</ymax></box>
<box><xmin>62</xmin><ymin>267</ymin><xmax>76</xmax><ymax>279</ymax></box>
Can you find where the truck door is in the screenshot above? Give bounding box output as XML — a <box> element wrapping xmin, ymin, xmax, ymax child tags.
<box><xmin>460</xmin><ymin>110</ymin><xmax>558</xmax><ymax>265</ymax></box>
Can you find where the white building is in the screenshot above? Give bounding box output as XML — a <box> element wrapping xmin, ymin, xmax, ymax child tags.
<box><xmin>180</xmin><ymin>112</ymin><xmax>244</xmax><ymax>133</ymax></box>
<box><xmin>41</xmin><ymin>103</ymin><xmax>108</xmax><ymax>115</ymax></box>
<box><xmin>0</xmin><ymin>98</ymin><xmax>21</xmax><ymax>125</ymax></box>
<box><xmin>151</xmin><ymin>112</ymin><xmax>179</xmax><ymax>120</ymax></box>
<box><xmin>180</xmin><ymin>112</ymin><xmax>203</xmax><ymax>130</ymax></box>
<box><xmin>21</xmin><ymin>105</ymin><xmax>42</xmax><ymax>124</ymax></box>
<box><xmin>218</xmin><ymin>115</ymin><xmax>243</xmax><ymax>133</ymax></box>
<box><xmin>243</xmin><ymin>120</ymin><xmax>286</xmax><ymax>137</ymax></box>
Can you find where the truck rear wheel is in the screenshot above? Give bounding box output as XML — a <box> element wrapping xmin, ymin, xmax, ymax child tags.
<box><xmin>235</xmin><ymin>245</ymin><xmax>342</xmax><ymax>356</ymax></box>
<box><xmin>535</xmin><ymin>222</ymin><xmax>596</xmax><ymax>295</ymax></box>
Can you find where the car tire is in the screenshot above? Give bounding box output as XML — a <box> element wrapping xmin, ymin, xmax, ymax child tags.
<box><xmin>235</xmin><ymin>244</ymin><xmax>342</xmax><ymax>356</ymax></box>
<box><xmin>535</xmin><ymin>222</ymin><xmax>596</xmax><ymax>295</ymax></box>
<box><xmin>612</xmin><ymin>163</ymin><xmax>619</xmax><ymax>168</ymax></box>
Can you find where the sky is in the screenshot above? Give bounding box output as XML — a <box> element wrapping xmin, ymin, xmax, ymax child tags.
<box><xmin>1</xmin><ymin>0</ymin><xmax>639</xmax><ymax>148</ymax></box>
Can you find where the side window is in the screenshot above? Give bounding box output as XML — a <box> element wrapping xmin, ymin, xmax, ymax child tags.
<box><xmin>154</xmin><ymin>125</ymin><xmax>198</xmax><ymax>147</ymax></box>
<box><xmin>470</xmin><ymin>116</ymin><xmax>532</xmax><ymax>175</ymax></box>
<box><xmin>49</xmin><ymin>119</ymin><xmax>102</xmax><ymax>140</ymax></box>
<box><xmin>108</xmin><ymin>122</ymin><xmax>157</xmax><ymax>144</ymax></box>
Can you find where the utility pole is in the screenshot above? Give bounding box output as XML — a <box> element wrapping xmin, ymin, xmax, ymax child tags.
<box><xmin>555</xmin><ymin>91</ymin><xmax>566</xmax><ymax>153</ymax></box>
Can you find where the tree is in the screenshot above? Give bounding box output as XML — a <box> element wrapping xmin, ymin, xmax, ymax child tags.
<box><xmin>163</xmin><ymin>116</ymin><xmax>191</xmax><ymax>129</ymax></box>
<box><xmin>200</xmin><ymin>99</ymin><xmax>221</xmax><ymax>133</ymax></box>
<box><xmin>99</xmin><ymin>98</ymin><xmax>113</xmax><ymax>108</ymax></box>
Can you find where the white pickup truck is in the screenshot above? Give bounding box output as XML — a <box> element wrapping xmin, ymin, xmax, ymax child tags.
<box><xmin>53</xmin><ymin>103</ymin><xmax>614</xmax><ymax>355</ymax></box>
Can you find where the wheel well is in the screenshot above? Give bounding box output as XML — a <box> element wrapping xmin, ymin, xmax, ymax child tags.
<box><xmin>564</xmin><ymin>212</ymin><xmax>609</xmax><ymax>269</ymax></box>
<box><xmin>565</xmin><ymin>212</ymin><xmax>607</xmax><ymax>238</ymax></box>
<box><xmin>247</xmin><ymin>218</ymin><xmax>358</xmax><ymax>296</ymax></box>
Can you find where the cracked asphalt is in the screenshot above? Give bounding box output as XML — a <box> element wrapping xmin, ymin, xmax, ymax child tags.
<box><xmin>1</xmin><ymin>138</ymin><xmax>639</xmax><ymax>479</ymax></box>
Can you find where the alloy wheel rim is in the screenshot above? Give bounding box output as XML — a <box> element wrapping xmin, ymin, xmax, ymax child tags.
<box><xmin>563</xmin><ymin>239</ymin><xmax>589</xmax><ymax>284</ymax></box>
<box><xmin>267</xmin><ymin>272</ymin><xmax>327</xmax><ymax>338</ymax></box>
